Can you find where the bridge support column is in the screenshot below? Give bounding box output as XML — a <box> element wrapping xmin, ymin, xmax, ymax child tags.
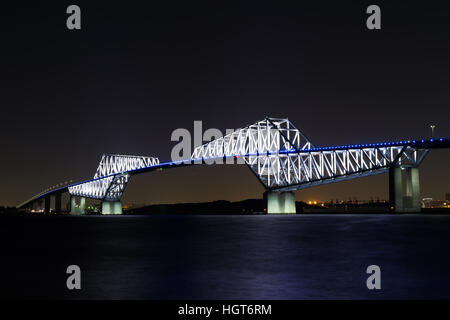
<box><xmin>44</xmin><ymin>196</ymin><xmax>50</xmax><ymax>214</ymax></box>
<box><xmin>102</xmin><ymin>201</ymin><xmax>122</xmax><ymax>215</ymax></box>
<box><xmin>102</xmin><ymin>201</ymin><xmax>111</xmax><ymax>214</ymax></box>
<box><xmin>30</xmin><ymin>201</ymin><xmax>36</xmax><ymax>213</ymax></box>
<box><xmin>113</xmin><ymin>201</ymin><xmax>122</xmax><ymax>214</ymax></box>
<box><xmin>80</xmin><ymin>197</ymin><xmax>86</xmax><ymax>214</ymax></box>
<box><xmin>70</xmin><ymin>196</ymin><xmax>77</xmax><ymax>214</ymax></box>
<box><xmin>389</xmin><ymin>166</ymin><xmax>421</xmax><ymax>213</ymax></box>
<box><xmin>389</xmin><ymin>167</ymin><xmax>403</xmax><ymax>212</ymax></box>
<box><xmin>38</xmin><ymin>200</ymin><xmax>42</xmax><ymax>212</ymax></box>
<box><xmin>405</xmin><ymin>167</ymin><xmax>421</xmax><ymax>213</ymax></box>
<box><xmin>264</xmin><ymin>191</ymin><xmax>296</xmax><ymax>214</ymax></box>
<box><xmin>54</xmin><ymin>192</ymin><xmax>62</xmax><ymax>214</ymax></box>
<box><xmin>70</xmin><ymin>196</ymin><xmax>86</xmax><ymax>215</ymax></box>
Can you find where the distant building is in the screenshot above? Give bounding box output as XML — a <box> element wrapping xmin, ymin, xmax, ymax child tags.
<box><xmin>422</xmin><ymin>198</ymin><xmax>449</xmax><ymax>209</ymax></box>
<box><xmin>446</xmin><ymin>193</ymin><xmax>450</xmax><ymax>201</ymax></box>
<box><xmin>422</xmin><ymin>198</ymin><xmax>433</xmax><ymax>208</ymax></box>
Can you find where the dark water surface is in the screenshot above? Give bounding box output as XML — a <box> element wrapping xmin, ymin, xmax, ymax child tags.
<box><xmin>1</xmin><ymin>214</ymin><xmax>450</xmax><ymax>299</ymax></box>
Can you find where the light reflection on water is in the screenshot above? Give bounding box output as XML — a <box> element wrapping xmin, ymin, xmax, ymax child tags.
<box><xmin>2</xmin><ymin>214</ymin><xmax>450</xmax><ymax>299</ymax></box>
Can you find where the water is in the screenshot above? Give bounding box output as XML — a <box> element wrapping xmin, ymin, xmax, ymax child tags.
<box><xmin>1</xmin><ymin>214</ymin><xmax>450</xmax><ymax>299</ymax></box>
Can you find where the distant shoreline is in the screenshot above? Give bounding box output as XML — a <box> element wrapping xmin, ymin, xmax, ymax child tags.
<box><xmin>124</xmin><ymin>199</ymin><xmax>450</xmax><ymax>215</ymax></box>
<box><xmin>2</xmin><ymin>199</ymin><xmax>450</xmax><ymax>216</ymax></box>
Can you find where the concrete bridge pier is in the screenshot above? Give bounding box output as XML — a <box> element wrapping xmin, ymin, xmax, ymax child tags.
<box><xmin>102</xmin><ymin>201</ymin><xmax>122</xmax><ymax>215</ymax></box>
<box><xmin>389</xmin><ymin>166</ymin><xmax>421</xmax><ymax>213</ymax></box>
<box><xmin>405</xmin><ymin>167</ymin><xmax>421</xmax><ymax>212</ymax></box>
<box><xmin>264</xmin><ymin>191</ymin><xmax>296</xmax><ymax>214</ymax></box>
<box><xmin>44</xmin><ymin>196</ymin><xmax>50</xmax><ymax>214</ymax></box>
<box><xmin>30</xmin><ymin>200</ymin><xmax>42</xmax><ymax>213</ymax></box>
<box><xmin>53</xmin><ymin>192</ymin><xmax>62</xmax><ymax>214</ymax></box>
<box><xmin>37</xmin><ymin>199</ymin><xmax>44</xmax><ymax>212</ymax></box>
<box><xmin>70</xmin><ymin>196</ymin><xmax>86</xmax><ymax>215</ymax></box>
<box><xmin>30</xmin><ymin>201</ymin><xmax>37</xmax><ymax>213</ymax></box>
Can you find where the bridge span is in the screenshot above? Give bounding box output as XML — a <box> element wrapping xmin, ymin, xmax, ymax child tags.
<box><xmin>17</xmin><ymin>117</ymin><xmax>450</xmax><ymax>214</ymax></box>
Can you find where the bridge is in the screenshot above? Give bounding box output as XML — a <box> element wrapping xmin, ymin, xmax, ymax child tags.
<box><xmin>17</xmin><ymin>117</ymin><xmax>450</xmax><ymax>214</ymax></box>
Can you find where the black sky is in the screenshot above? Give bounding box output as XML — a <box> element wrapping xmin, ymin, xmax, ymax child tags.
<box><xmin>1</xmin><ymin>1</ymin><xmax>449</xmax><ymax>206</ymax></box>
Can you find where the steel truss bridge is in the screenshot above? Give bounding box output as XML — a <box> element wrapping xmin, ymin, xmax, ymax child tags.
<box><xmin>17</xmin><ymin>117</ymin><xmax>450</xmax><ymax>214</ymax></box>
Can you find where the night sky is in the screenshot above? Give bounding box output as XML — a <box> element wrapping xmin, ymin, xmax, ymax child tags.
<box><xmin>1</xmin><ymin>1</ymin><xmax>449</xmax><ymax>207</ymax></box>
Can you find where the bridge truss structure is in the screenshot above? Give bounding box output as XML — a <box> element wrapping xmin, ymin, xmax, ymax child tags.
<box><xmin>192</xmin><ymin>117</ymin><xmax>429</xmax><ymax>191</ymax></box>
<box><xmin>68</xmin><ymin>155</ymin><xmax>159</xmax><ymax>201</ymax></box>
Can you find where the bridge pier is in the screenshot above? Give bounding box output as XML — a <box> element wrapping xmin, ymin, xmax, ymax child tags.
<box><xmin>102</xmin><ymin>201</ymin><xmax>122</xmax><ymax>215</ymax></box>
<box><xmin>37</xmin><ymin>199</ymin><xmax>44</xmax><ymax>212</ymax></box>
<box><xmin>44</xmin><ymin>196</ymin><xmax>50</xmax><ymax>214</ymax></box>
<box><xmin>70</xmin><ymin>196</ymin><xmax>86</xmax><ymax>215</ymax></box>
<box><xmin>54</xmin><ymin>192</ymin><xmax>62</xmax><ymax>214</ymax></box>
<box><xmin>264</xmin><ymin>191</ymin><xmax>296</xmax><ymax>214</ymax></box>
<box><xmin>30</xmin><ymin>200</ymin><xmax>42</xmax><ymax>213</ymax></box>
<box><xmin>389</xmin><ymin>166</ymin><xmax>421</xmax><ymax>213</ymax></box>
<box><xmin>405</xmin><ymin>167</ymin><xmax>421</xmax><ymax>212</ymax></box>
<box><xmin>389</xmin><ymin>167</ymin><xmax>403</xmax><ymax>212</ymax></box>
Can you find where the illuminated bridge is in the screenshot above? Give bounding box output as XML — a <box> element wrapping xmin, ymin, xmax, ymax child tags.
<box><xmin>17</xmin><ymin>117</ymin><xmax>450</xmax><ymax>214</ymax></box>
